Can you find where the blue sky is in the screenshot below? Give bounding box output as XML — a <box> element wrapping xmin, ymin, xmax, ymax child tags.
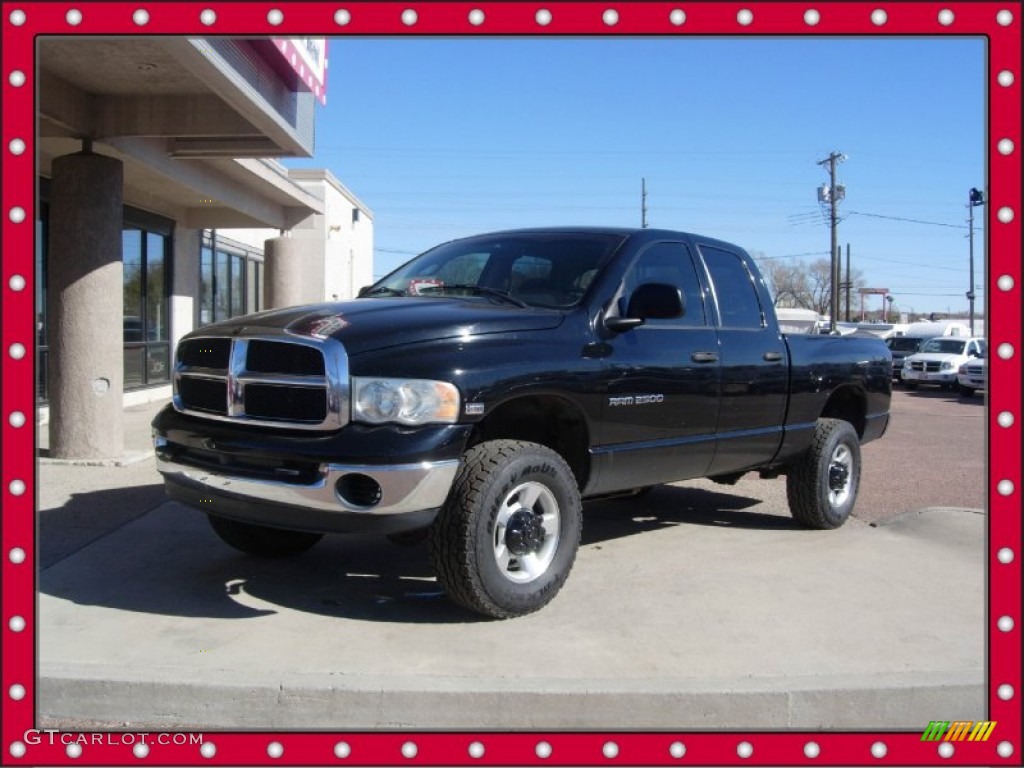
<box><xmin>285</xmin><ymin>36</ymin><xmax>986</xmax><ymax>315</ymax></box>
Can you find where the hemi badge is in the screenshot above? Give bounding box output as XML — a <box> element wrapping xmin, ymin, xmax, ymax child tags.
<box><xmin>465</xmin><ymin>403</ymin><xmax>485</xmax><ymax>416</ymax></box>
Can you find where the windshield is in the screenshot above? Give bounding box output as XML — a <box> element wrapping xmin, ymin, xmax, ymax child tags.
<box><xmin>886</xmin><ymin>337</ymin><xmax>925</xmax><ymax>352</ymax></box>
<box><xmin>919</xmin><ymin>338</ymin><xmax>968</xmax><ymax>355</ymax></box>
<box><xmin>364</xmin><ymin>232</ymin><xmax>626</xmax><ymax>308</ymax></box>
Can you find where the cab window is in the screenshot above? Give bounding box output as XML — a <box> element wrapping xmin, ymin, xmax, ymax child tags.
<box><xmin>621</xmin><ymin>242</ymin><xmax>706</xmax><ymax>327</ymax></box>
<box><xmin>699</xmin><ymin>245</ymin><xmax>766</xmax><ymax>329</ymax></box>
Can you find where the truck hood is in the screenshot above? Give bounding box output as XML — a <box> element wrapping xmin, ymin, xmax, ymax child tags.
<box><xmin>191</xmin><ymin>298</ymin><xmax>566</xmax><ymax>355</ymax></box>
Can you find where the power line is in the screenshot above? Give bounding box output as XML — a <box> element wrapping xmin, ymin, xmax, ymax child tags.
<box><xmin>846</xmin><ymin>210</ymin><xmax>970</xmax><ymax>229</ymax></box>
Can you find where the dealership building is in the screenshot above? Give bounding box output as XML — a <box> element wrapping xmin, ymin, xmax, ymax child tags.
<box><xmin>36</xmin><ymin>36</ymin><xmax>373</xmax><ymax>460</ymax></box>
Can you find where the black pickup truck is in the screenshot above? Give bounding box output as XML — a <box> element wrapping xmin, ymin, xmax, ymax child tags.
<box><xmin>153</xmin><ymin>228</ymin><xmax>891</xmax><ymax>618</ymax></box>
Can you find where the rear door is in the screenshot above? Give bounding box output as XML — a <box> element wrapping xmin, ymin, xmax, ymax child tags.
<box><xmin>697</xmin><ymin>243</ymin><xmax>789</xmax><ymax>475</ymax></box>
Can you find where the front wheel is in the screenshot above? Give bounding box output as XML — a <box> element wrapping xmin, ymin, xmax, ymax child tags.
<box><xmin>786</xmin><ymin>418</ymin><xmax>861</xmax><ymax>530</ymax></box>
<box><xmin>207</xmin><ymin>514</ymin><xmax>324</xmax><ymax>557</ymax></box>
<box><xmin>429</xmin><ymin>440</ymin><xmax>582</xmax><ymax>619</ymax></box>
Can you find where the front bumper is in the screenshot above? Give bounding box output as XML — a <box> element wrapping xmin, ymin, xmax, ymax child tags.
<box><xmin>957</xmin><ymin>374</ymin><xmax>986</xmax><ymax>390</ymax></box>
<box><xmin>901</xmin><ymin>369</ymin><xmax>956</xmax><ymax>384</ymax></box>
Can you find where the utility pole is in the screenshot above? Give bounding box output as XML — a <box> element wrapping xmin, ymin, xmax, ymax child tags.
<box><xmin>641</xmin><ymin>178</ymin><xmax>648</xmax><ymax>229</ymax></box>
<box><xmin>844</xmin><ymin>243</ymin><xmax>851</xmax><ymax>322</ymax></box>
<box><xmin>967</xmin><ymin>187</ymin><xmax>984</xmax><ymax>335</ymax></box>
<box><xmin>817</xmin><ymin>152</ymin><xmax>846</xmax><ymax>332</ymax></box>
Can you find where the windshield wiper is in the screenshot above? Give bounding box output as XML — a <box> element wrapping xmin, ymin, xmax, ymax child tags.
<box><xmin>439</xmin><ymin>284</ymin><xmax>530</xmax><ymax>308</ymax></box>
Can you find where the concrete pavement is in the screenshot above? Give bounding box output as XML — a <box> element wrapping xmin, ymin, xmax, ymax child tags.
<box><xmin>36</xmin><ymin>400</ymin><xmax>986</xmax><ymax>730</ymax></box>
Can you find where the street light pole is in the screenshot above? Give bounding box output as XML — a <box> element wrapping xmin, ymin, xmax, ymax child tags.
<box><xmin>968</xmin><ymin>187</ymin><xmax>984</xmax><ymax>336</ymax></box>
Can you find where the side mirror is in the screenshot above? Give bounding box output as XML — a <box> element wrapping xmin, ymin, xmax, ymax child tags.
<box><xmin>357</xmin><ymin>285</ymin><xmax>372</xmax><ymax>298</ymax></box>
<box><xmin>604</xmin><ymin>282</ymin><xmax>684</xmax><ymax>332</ymax></box>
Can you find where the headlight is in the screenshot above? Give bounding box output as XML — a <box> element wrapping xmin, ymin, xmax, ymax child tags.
<box><xmin>941</xmin><ymin>361</ymin><xmax>953</xmax><ymax>371</ymax></box>
<box><xmin>352</xmin><ymin>377</ymin><xmax>460</xmax><ymax>425</ymax></box>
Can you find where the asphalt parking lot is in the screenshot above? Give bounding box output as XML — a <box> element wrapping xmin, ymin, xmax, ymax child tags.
<box><xmin>34</xmin><ymin>390</ymin><xmax>987</xmax><ymax>730</ymax></box>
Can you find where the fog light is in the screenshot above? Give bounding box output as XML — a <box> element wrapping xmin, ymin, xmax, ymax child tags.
<box><xmin>336</xmin><ymin>473</ymin><xmax>383</xmax><ymax>508</ymax></box>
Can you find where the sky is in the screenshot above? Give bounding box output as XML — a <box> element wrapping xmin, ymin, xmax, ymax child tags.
<box><xmin>284</xmin><ymin>36</ymin><xmax>986</xmax><ymax>316</ymax></box>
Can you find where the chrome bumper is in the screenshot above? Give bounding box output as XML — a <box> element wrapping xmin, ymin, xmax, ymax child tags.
<box><xmin>155</xmin><ymin>448</ymin><xmax>459</xmax><ymax>518</ymax></box>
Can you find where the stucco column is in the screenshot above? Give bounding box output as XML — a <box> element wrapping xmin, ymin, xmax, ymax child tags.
<box><xmin>264</xmin><ymin>235</ymin><xmax>309</xmax><ymax>308</ymax></box>
<box><xmin>47</xmin><ymin>149</ymin><xmax>124</xmax><ymax>459</ymax></box>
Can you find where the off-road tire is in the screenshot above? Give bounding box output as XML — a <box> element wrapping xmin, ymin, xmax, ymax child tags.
<box><xmin>429</xmin><ymin>440</ymin><xmax>582</xmax><ymax>619</ymax></box>
<box><xmin>207</xmin><ymin>514</ymin><xmax>323</xmax><ymax>557</ymax></box>
<box><xmin>786</xmin><ymin>418</ymin><xmax>861</xmax><ymax>530</ymax></box>
<box><xmin>958</xmin><ymin>384</ymin><xmax>975</xmax><ymax>398</ymax></box>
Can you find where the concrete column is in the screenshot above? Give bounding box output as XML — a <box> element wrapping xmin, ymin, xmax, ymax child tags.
<box><xmin>47</xmin><ymin>149</ymin><xmax>124</xmax><ymax>459</ymax></box>
<box><xmin>264</xmin><ymin>235</ymin><xmax>310</xmax><ymax>308</ymax></box>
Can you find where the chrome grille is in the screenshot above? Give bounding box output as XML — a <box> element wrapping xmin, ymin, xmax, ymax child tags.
<box><xmin>173</xmin><ymin>333</ymin><xmax>348</xmax><ymax>430</ymax></box>
<box><xmin>910</xmin><ymin>361</ymin><xmax>942</xmax><ymax>373</ymax></box>
<box><xmin>966</xmin><ymin>365</ymin><xmax>984</xmax><ymax>376</ymax></box>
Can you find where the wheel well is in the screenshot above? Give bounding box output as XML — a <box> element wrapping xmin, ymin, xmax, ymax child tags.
<box><xmin>468</xmin><ymin>396</ymin><xmax>590</xmax><ymax>489</ymax></box>
<box><xmin>820</xmin><ymin>385</ymin><xmax>867</xmax><ymax>438</ymax></box>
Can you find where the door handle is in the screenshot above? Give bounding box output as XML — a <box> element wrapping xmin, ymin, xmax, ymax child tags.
<box><xmin>763</xmin><ymin>351</ymin><xmax>784</xmax><ymax>362</ymax></box>
<box><xmin>691</xmin><ymin>351</ymin><xmax>718</xmax><ymax>363</ymax></box>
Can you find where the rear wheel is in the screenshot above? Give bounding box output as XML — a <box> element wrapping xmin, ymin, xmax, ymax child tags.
<box><xmin>429</xmin><ymin>440</ymin><xmax>582</xmax><ymax>619</ymax></box>
<box><xmin>207</xmin><ymin>514</ymin><xmax>323</xmax><ymax>557</ymax></box>
<box><xmin>786</xmin><ymin>418</ymin><xmax>861</xmax><ymax>530</ymax></box>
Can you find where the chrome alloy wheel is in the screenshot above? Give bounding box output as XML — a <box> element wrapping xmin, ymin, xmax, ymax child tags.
<box><xmin>493</xmin><ymin>481</ymin><xmax>561</xmax><ymax>584</ymax></box>
<box><xmin>827</xmin><ymin>443</ymin><xmax>853</xmax><ymax>507</ymax></box>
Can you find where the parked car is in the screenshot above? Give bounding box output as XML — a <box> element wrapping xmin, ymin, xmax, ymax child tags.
<box><xmin>153</xmin><ymin>227</ymin><xmax>891</xmax><ymax>618</ymax></box>
<box><xmin>957</xmin><ymin>356</ymin><xmax>987</xmax><ymax>397</ymax></box>
<box><xmin>885</xmin><ymin>335</ymin><xmax>928</xmax><ymax>383</ymax></box>
<box><xmin>902</xmin><ymin>337</ymin><xmax>986</xmax><ymax>391</ymax></box>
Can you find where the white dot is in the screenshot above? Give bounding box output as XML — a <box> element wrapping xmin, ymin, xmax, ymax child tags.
<box><xmin>997</xmin><ymin>9</ymin><xmax>1014</xmax><ymax>26</ymax></box>
<box><xmin>200</xmin><ymin>742</ymin><xmax>216</xmax><ymax>758</ymax></box>
<box><xmin>603</xmin><ymin>9</ymin><xmax>618</xmax><ymax>25</ymax></box>
<box><xmin>9</xmin><ymin>207</ymin><xmax>25</xmax><ymax>224</ymax></box>
<box><xmin>998</xmin><ymin>275</ymin><xmax>1015</xmax><ymax>291</ymax></box>
<box><xmin>737</xmin><ymin>9</ymin><xmax>753</xmax><ymax>25</ymax></box>
<box><xmin>998</xmin><ymin>206</ymin><xmax>1015</xmax><ymax>223</ymax></box>
<box><xmin>9</xmin><ymin>684</ymin><xmax>25</xmax><ymax>700</ymax></box>
<box><xmin>334</xmin><ymin>741</ymin><xmax>351</xmax><ymax>758</ymax></box>
<box><xmin>536</xmin><ymin>9</ymin><xmax>552</xmax><ymax>25</ymax></box>
<box><xmin>66</xmin><ymin>8</ymin><xmax>82</xmax><ymax>25</ymax></box>
<box><xmin>10</xmin><ymin>411</ymin><xmax>27</xmax><ymax>428</ymax></box>
<box><xmin>9</xmin><ymin>138</ymin><xmax>25</xmax><ymax>156</ymax></box>
<box><xmin>871</xmin><ymin>9</ymin><xmax>887</xmax><ymax>25</ymax></box>
<box><xmin>998</xmin><ymin>547</ymin><xmax>1015</xmax><ymax>563</ymax></box>
<box><xmin>9</xmin><ymin>71</ymin><xmax>26</xmax><ymax>87</ymax></box>
<box><xmin>804</xmin><ymin>9</ymin><xmax>820</xmax><ymax>25</ymax></box>
<box><xmin>401</xmin><ymin>9</ymin><xmax>417</xmax><ymax>25</ymax></box>
<box><xmin>9</xmin><ymin>616</ymin><xmax>25</xmax><ymax>632</ymax></box>
<box><xmin>9</xmin><ymin>9</ymin><xmax>25</xmax><ymax>25</ymax></box>
<box><xmin>9</xmin><ymin>548</ymin><xmax>26</xmax><ymax>564</ymax></box>
<box><xmin>804</xmin><ymin>741</ymin><xmax>820</xmax><ymax>758</ymax></box>
<box><xmin>669</xmin><ymin>9</ymin><xmax>685</xmax><ymax>25</ymax></box>
<box><xmin>468</xmin><ymin>742</ymin><xmax>485</xmax><ymax>759</ymax></box>
<box><xmin>871</xmin><ymin>741</ymin><xmax>887</xmax><ymax>758</ymax></box>
<box><xmin>9</xmin><ymin>742</ymin><xmax>26</xmax><ymax>758</ymax></box>
<box><xmin>998</xmin><ymin>683</ymin><xmax>1015</xmax><ymax>699</ymax></box>
<box><xmin>938</xmin><ymin>9</ymin><xmax>954</xmax><ymax>25</ymax></box>
<box><xmin>669</xmin><ymin>742</ymin><xmax>686</xmax><ymax>758</ymax></box>
<box><xmin>401</xmin><ymin>742</ymin><xmax>417</xmax><ymax>759</ymax></box>
<box><xmin>998</xmin><ymin>741</ymin><xmax>1014</xmax><ymax>758</ymax></box>
<box><xmin>468</xmin><ymin>9</ymin><xmax>484</xmax><ymax>25</ymax></box>
<box><xmin>9</xmin><ymin>480</ymin><xmax>25</xmax><ymax>496</ymax></box>
<box><xmin>997</xmin><ymin>615</ymin><xmax>1014</xmax><ymax>632</ymax></box>
<box><xmin>536</xmin><ymin>741</ymin><xmax>552</xmax><ymax>759</ymax></box>
<box><xmin>334</xmin><ymin>9</ymin><xmax>351</xmax><ymax>25</ymax></box>
<box><xmin>132</xmin><ymin>9</ymin><xmax>149</xmax><ymax>25</ymax></box>
<box><xmin>603</xmin><ymin>741</ymin><xmax>619</xmax><ymax>758</ymax></box>
<box><xmin>9</xmin><ymin>343</ymin><xmax>26</xmax><ymax>360</ymax></box>
<box><xmin>737</xmin><ymin>741</ymin><xmax>753</xmax><ymax>758</ymax></box>
<box><xmin>998</xmin><ymin>70</ymin><xmax>1015</xmax><ymax>87</ymax></box>
<box><xmin>938</xmin><ymin>742</ymin><xmax>955</xmax><ymax>758</ymax></box>
<box><xmin>998</xmin><ymin>343</ymin><xmax>1014</xmax><ymax>359</ymax></box>
<box><xmin>200</xmin><ymin>8</ymin><xmax>216</xmax><ymax>25</ymax></box>
<box><xmin>267</xmin><ymin>741</ymin><xmax>283</xmax><ymax>758</ymax></box>
<box><xmin>267</xmin><ymin>9</ymin><xmax>283</xmax><ymax>25</ymax></box>
<box><xmin>998</xmin><ymin>479</ymin><xmax>1015</xmax><ymax>496</ymax></box>
<box><xmin>998</xmin><ymin>138</ymin><xmax>1015</xmax><ymax>155</ymax></box>
<box><xmin>66</xmin><ymin>743</ymin><xmax>82</xmax><ymax>759</ymax></box>
<box><xmin>133</xmin><ymin>743</ymin><xmax>149</xmax><ymax>758</ymax></box>
<box><xmin>9</xmin><ymin>274</ymin><xmax>26</xmax><ymax>291</ymax></box>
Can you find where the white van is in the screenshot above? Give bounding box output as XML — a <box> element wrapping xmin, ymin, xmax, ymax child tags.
<box><xmin>901</xmin><ymin>321</ymin><xmax>971</xmax><ymax>338</ymax></box>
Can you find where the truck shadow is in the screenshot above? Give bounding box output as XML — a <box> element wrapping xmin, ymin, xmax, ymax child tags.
<box><xmin>38</xmin><ymin>484</ymin><xmax>792</xmax><ymax>625</ymax></box>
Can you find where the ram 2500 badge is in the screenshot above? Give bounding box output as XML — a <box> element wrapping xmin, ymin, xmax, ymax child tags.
<box><xmin>153</xmin><ymin>228</ymin><xmax>891</xmax><ymax>618</ymax></box>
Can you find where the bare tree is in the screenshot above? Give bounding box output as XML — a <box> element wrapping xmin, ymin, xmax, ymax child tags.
<box><xmin>753</xmin><ymin>253</ymin><xmax>865</xmax><ymax>317</ymax></box>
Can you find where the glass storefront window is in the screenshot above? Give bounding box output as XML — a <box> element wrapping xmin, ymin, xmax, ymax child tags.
<box><xmin>123</xmin><ymin>229</ymin><xmax>144</xmax><ymax>341</ymax></box>
<box><xmin>147</xmin><ymin>232</ymin><xmax>167</xmax><ymax>342</ymax></box>
<box><xmin>200</xmin><ymin>246</ymin><xmax>213</xmax><ymax>326</ymax></box>
<box><xmin>198</xmin><ymin>232</ymin><xmax>265</xmax><ymax>328</ymax></box>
